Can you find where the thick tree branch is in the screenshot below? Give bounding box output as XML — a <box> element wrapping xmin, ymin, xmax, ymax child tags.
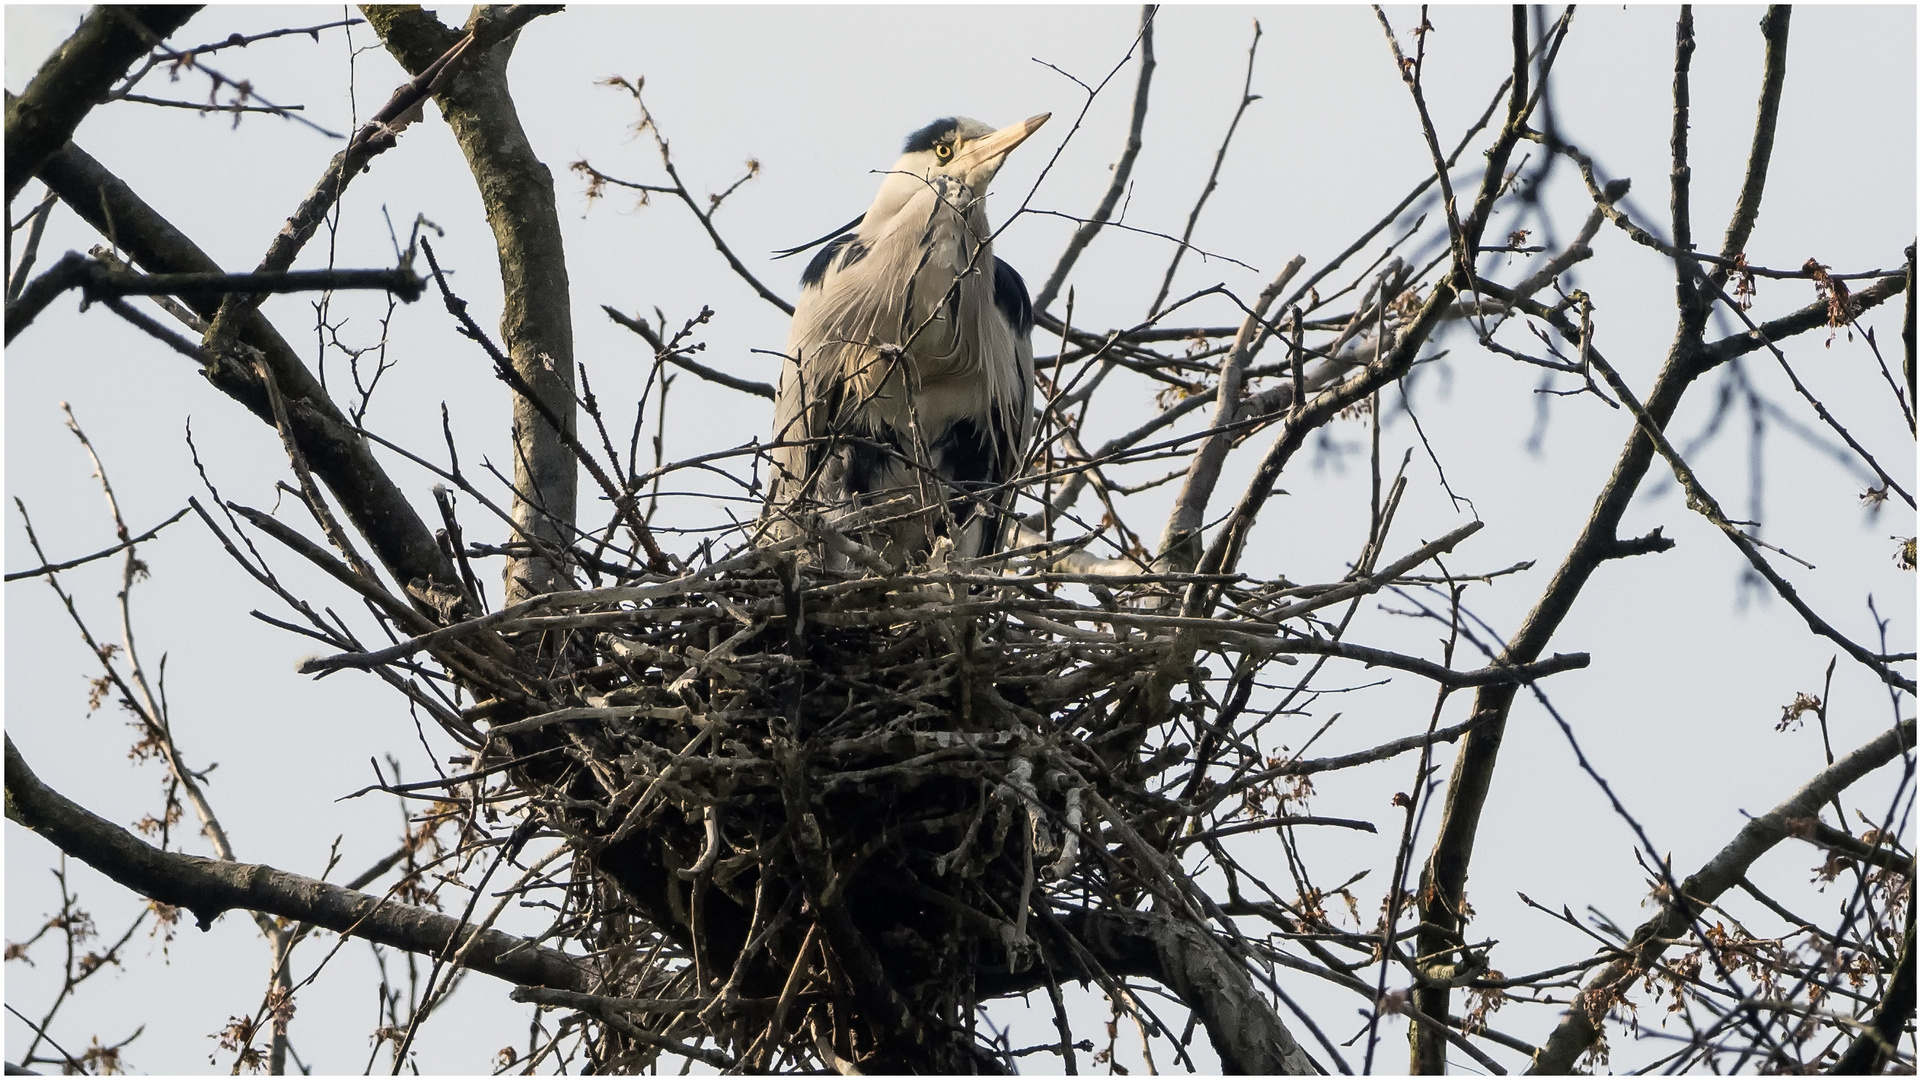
<box><xmin>1477</xmin><ymin>270</ymin><xmax>1906</xmax><ymax>381</ymax></box>
<box><xmin>366</xmin><ymin>4</ymin><xmax>580</xmax><ymax>601</ymax></box>
<box><xmin>1401</xmin><ymin>268</ymin><xmax>1908</xmax><ymax>1060</ymax></box>
<box><xmin>1667</xmin><ymin>7</ymin><xmax>1699</xmax><ymax>318</ymax></box>
<box><xmin>1408</xmin><ymin>13</ymin><xmax>1871</xmax><ymax>1060</ymax></box>
<box><xmin>1526</xmin><ymin>718</ymin><xmax>1915</xmax><ymax>1074</ymax></box>
<box><xmin>1701</xmin><ymin>271</ymin><xmax>1907</xmax><ymax>366</ymax></box>
<box><xmin>1717</xmin><ymin>7</ymin><xmax>1789</xmax><ymax>264</ymax></box>
<box><xmin>1459</xmin><ymin>6</ymin><xmax>1533</xmax><ymax>256</ymax></box>
<box><xmin>4</xmin><ymin>6</ymin><xmax>203</xmax><ymax>202</ymax></box>
<box><xmin>1904</xmin><ymin>242</ymin><xmax>1915</xmax><ymax>403</ymax></box>
<box><xmin>4</xmin><ymin>734</ymin><xmax>592</xmax><ymax>992</ymax></box>
<box><xmin>1050</xmin><ymin>908</ymin><xmax>1317</xmax><ymax>1074</ymax></box>
<box><xmin>1413</xmin><ymin>8</ymin><xmax>1682</xmax><ymax>1060</ymax></box>
<box><xmin>32</xmin><ymin>140</ymin><xmax>461</xmax><ymax>601</ymax></box>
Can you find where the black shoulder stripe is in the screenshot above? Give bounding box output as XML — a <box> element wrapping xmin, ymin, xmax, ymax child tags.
<box><xmin>993</xmin><ymin>257</ymin><xmax>1034</xmax><ymax>338</ymax></box>
<box><xmin>773</xmin><ymin>212</ymin><xmax>865</xmax><ymax>260</ymax></box>
<box><xmin>800</xmin><ymin>233</ymin><xmax>858</xmax><ymax>289</ymax></box>
<box><xmin>903</xmin><ymin>117</ymin><xmax>960</xmax><ymax>154</ymax></box>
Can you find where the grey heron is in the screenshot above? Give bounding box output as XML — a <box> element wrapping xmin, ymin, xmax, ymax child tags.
<box><xmin>764</xmin><ymin>113</ymin><xmax>1050</xmax><ymax>568</ymax></box>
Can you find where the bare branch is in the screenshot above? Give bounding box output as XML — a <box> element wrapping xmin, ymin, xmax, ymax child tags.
<box><xmin>1526</xmin><ymin>718</ymin><xmax>1916</xmax><ymax>1073</ymax></box>
<box><xmin>367</xmin><ymin>4</ymin><xmax>579</xmax><ymax>600</ymax></box>
<box><xmin>5</xmin><ymin>251</ymin><xmax>421</xmax><ymax>344</ymax></box>
<box><xmin>1147</xmin><ymin>19</ymin><xmax>1263</xmax><ymax>317</ymax></box>
<box><xmin>604</xmin><ymin>305</ymin><xmax>775</xmax><ymax>399</ymax></box>
<box><xmin>1717</xmin><ymin>7</ymin><xmax>1790</xmax><ymax>264</ymax></box>
<box><xmin>1033</xmin><ymin>5</ymin><xmax>1156</xmax><ymax>313</ymax></box>
<box><xmin>4</xmin><ymin>735</ymin><xmax>592</xmax><ymax>992</ymax></box>
<box><xmin>1583</xmin><ymin>346</ymin><xmax>1914</xmax><ymax>693</ymax></box>
<box><xmin>575</xmin><ymin>83</ymin><xmax>793</xmax><ymax>316</ymax></box>
<box><xmin>4</xmin><ymin>7</ymin><xmax>203</xmax><ymax>202</ymax></box>
<box><xmin>32</xmin><ymin>139</ymin><xmax>461</xmax><ymax>600</ymax></box>
<box><xmin>1157</xmin><ymin>257</ymin><xmax>1303</xmax><ymax>570</ymax></box>
<box><xmin>5</xmin><ymin>507</ymin><xmax>189</xmax><ymax>582</ymax></box>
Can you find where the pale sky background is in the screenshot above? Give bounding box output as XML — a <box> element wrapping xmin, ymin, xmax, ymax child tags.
<box><xmin>4</xmin><ymin>5</ymin><xmax>1914</xmax><ymax>1075</ymax></box>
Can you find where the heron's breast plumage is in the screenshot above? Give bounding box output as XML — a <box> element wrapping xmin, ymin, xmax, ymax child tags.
<box><xmin>768</xmin><ymin>173</ymin><xmax>1035</xmax><ymax>562</ymax></box>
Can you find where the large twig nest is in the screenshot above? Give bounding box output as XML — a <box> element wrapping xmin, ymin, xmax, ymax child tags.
<box><xmin>465</xmin><ymin>541</ymin><xmax>1275</xmax><ymax>1069</ymax></box>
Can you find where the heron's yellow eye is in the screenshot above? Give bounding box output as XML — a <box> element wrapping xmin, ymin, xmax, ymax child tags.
<box><xmin>934</xmin><ymin>143</ymin><xmax>954</xmax><ymax>163</ymax></box>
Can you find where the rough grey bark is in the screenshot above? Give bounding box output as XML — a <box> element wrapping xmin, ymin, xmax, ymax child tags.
<box><xmin>366</xmin><ymin>5</ymin><xmax>579</xmax><ymax>604</ymax></box>
<box><xmin>1715</xmin><ymin>7</ymin><xmax>1789</xmax><ymax>265</ymax></box>
<box><xmin>5</xmin><ymin>5</ymin><xmax>202</xmax><ymax>202</ymax></box>
<box><xmin>1085</xmin><ymin>910</ymin><xmax>1317</xmax><ymax>1075</ymax></box>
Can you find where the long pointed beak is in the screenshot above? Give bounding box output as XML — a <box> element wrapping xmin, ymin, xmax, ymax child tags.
<box><xmin>954</xmin><ymin>113</ymin><xmax>1051</xmax><ymax>186</ymax></box>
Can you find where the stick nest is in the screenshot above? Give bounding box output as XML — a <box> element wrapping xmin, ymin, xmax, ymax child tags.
<box><xmin>463</xmin><ymin>542</ymin><xmax>1276</xmax><ymax>1070</ymax></box>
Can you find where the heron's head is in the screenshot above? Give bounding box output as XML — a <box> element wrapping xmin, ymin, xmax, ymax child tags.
<box><xmin>892</xmin><ymin>114</ymin><xmax>1051</xmax><ymax>193</ymax></box>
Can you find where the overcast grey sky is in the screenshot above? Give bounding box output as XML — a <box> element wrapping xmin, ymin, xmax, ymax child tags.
<box><xmin>6</xmin><ymin>5</ymin><xmax>1913</xmax><ymax>1073</ymax></box>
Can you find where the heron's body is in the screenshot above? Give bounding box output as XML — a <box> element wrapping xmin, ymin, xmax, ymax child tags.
<box><xmin>765</xmin><ymin>115</ymin><xmax>1047</xmax><ymax>567</ymax></box>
